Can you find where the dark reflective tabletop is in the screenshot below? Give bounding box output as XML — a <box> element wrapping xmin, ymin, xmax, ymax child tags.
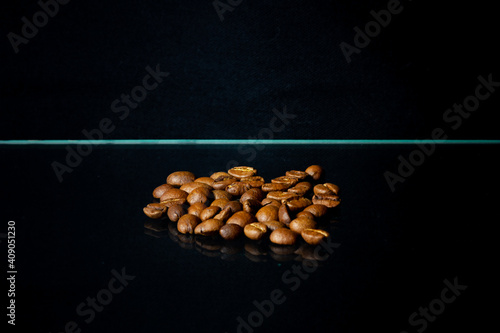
<box><xmin>1</xmin><ymin>143</ymin><xmax>497</xmax><ymax>332</ymax></box>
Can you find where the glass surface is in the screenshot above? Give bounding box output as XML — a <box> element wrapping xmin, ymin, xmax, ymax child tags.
<box><xmin>1</xmin><ymin>143</ymin><xmax>497</xmax><ymax>332</ymax></box>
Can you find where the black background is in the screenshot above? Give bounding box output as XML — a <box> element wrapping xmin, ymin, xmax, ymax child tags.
<box><xmin>1</xmin><ymin>1</ymin><xmax>499</xmax><ymax>333</ymax></box>
<box><xmin>1</xmin><ymin>0</ymin><xmax>499</xmax><ymax>140</ymax></box>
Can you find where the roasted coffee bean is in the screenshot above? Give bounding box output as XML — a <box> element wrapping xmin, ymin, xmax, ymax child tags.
<box><xmin>210</xmin><ymin>171</ymin><xmax>234</xmax><ymax>181</ymax></box>
<box><xmin>289</xmin><ymin>217</ymin><xmax>317</xmax><ymax>234</ymax></box>
<box><xmin>271</xmin><ymin>176</ymin><xmax>299</xmax><ymax>186</ymax></box>
<box><xmin>313</xmin><ymin>183</ymin><xmax>339</xmax><ymax>196</ymax></box>
<box><xmin>160</xmin><ymin>188</ymin><xmax>188</xmax><ymax>202</ymax></box>
<box><xmin>240</xmin><ymin>188</ymin><xmax>264</xmax><ymax>203</ymax></box>
<box><xmin>187</xmin><ymin>187</ymin><xmax>211</xmax><ymax>205</ymax></box>
<box><xmin>194</xmin><ymin>219</ymin><xmax>224</xmax><ymax>236</ymax></box>
<box><xmin>288</xmin><ymin>181</ymin><xmax>312</xmax><ymax>195</ymax></box>
<box><xmin>212</xmin><ymin>190</ymin><xmax>233</xmax><ymax>201</ymax></box>
<box><xmin>269</xmin><ymin>228</ymin><xmax>298</xmax><ymax>245</ymax></box>
<box><xmin>143</xmin><ymin>205</ymin><xmax>166</xmax><ymax>219</ymax></box>
<box><xmin>244</xmin><ymin>222</ymin><xmax>268</xmax><ymax>240</ymax></box>
<box><xmin>180</xmin><ymin>181</ymin><xmax>213</xmax><ymax>193</ymax></box>
<box><xmin>166</xmin><ymin>171</ymin><xmax>195</xmax><ymax>186</ymax></box>
<box><xmin>305</xmin><ymin>165</ymin><xmax>324</xmax><ymax>180</ymax></box>
<box><xmin>212</xmin><ymin>178</ymin><xmax>237</xmax><ymax>190</ymax></box>
<box><xmin>223</xmin><ymin>201</ymin><xmax>243</xmax><ymax>214</ymax></box>
<box><xmin>227</xmin><ymin>211</ymin><xmax>256</xmax><ymax>228</ymax></box>
<box><xmin>226</xmin><ymin>182</ymin><xmax>252</xmax><ymax>196</ymax></box>
<box><xmin>167</xmin><ymin>204</ymin><xmax>186</xmax><ymax>222</ymax></box>
<box><xmin>266</xmin><ymin>191</ymin><xmax>299</xmax><ymax>201</ymax></box>
<box><xmin>285</xmin><ymin>170</ymin><xmax>308</xmax><ymax>180</ymax></box>
<box><xmin>187</xmin><ymin>202</ymin><xmax>207</xmax><ymax>218</ymax></box>
<box><xmin>262</xmin><ymin>220</ymin><xmax>286</xmax><ymax>231</ymax></box>
<box><xmin>262</xmin><ymin>182</ymin><xmax>291</xmax><ymax>192</ymax></box>
<box><xmin>158</xmin><ymin>198</ymin><xmax>187</xmax><ymax>207</ymax></box>
<box><xmin>312</xmin><ymin>194</ymin><xmax>340</xmax><ymax>208</ymax></box>
<box><xmin>194</xmin><ymin>177</ymin><xmax>215</xmax><ymax>187</ymax></box>
<box><xmin>261</xmin><ymin>198</ymin><xmax>281</xmax><ymax>208</ymax></box>
<box><xmin>214</xmin><ymin>206</ymin><xmax>232</xmax><ymax>222</ymax></box>
<box><xmin>303</xmin><ymin>204</ymin><xmax>329</xmax><ymax>218</ymax></box>
<box><xmin>177</xmin><ymin>214</ymin><xmax>201</xmax><ymax>234</ymax></box>
<box><xmin>240</xmin><ymin>176</ymin><xmax>265</xmax><ymax>188</ymax></box>
<box><xmin>278</xmin><ymin>203</ymin><xmax>292</xmax><ymax>225</ymax></box>
<box><xmin>219</xmin><ymin>224</ymin><xmax>243</xmax><ymax>240</ymax></box>
<box><xmin>296</xmin><ymin>211</ymin><xmax>315</xmax><ymax>220</ymax></box>
<box><xmin>242</xmin><ymin>199</ymin><xmax>262</xmax><ymax>214</ymax></box>
<box><xmin>301</xmin><ymin>228</ymin><xmax>330</xmax><ymax>245</ymax></box>
<box><xmin>228</xmin><ymin>166</ymin><xmax>257</xmax><ymax>179</ymax></box>
<box><xmin>200</xmin><ymin>206</ymin><xmax>221</xmax><ymax>221</ymax></box>
<box><xmin>285</xmin><ymin>197</ymin><xmax>312</xmax><ymax>212</ymax></box>
<box><xmin>152</xmin><ymin>184</ymin><xmax>174</xmax><ymax>199</ymax></box>
<box><xmin>255</xmin><ymin>205</ymin><xmax>279</xmax><ymax>222</ymax></box>
<box><xmin>211</xmin><ymin>198</ymin><xmax>230</xmax><ymax>209</ymax></box>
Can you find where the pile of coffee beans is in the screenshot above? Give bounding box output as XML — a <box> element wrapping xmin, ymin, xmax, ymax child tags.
<box><xmin>143</xmin><ymin>165</ymin><xmax>340</xmax><ymax>246</ymax></box>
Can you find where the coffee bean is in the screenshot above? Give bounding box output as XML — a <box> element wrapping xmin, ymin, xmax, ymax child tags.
<box><xmin>301</xmin><ymin>228</ymin><xmax>330</xmax><ymax>245</ymax></box>
<box><xmin>289</xmin><ymin>217</ymin><xmax>317</xmax><ymax>234</ymax></box>
<box><xmin>242</xmin><ymin>199</ymin><xmax>262</xmax><ymax>214</ymax></box>
<box><xmin>303</xmin><ymin>204</ymin><xmax>328</xmax><ymax>218</ymax></box>
<box><xmin>240</xmin><ymin>176</ymin><xmax>265</xmax><ymax>188</ymax></box>
<box><xmin>288</xmin><ymin>181</ymin><xmax>312</xmax><ymax>195</ymax></box>
<box><xmin>269</xmin><ymin>228</ymin><xmax>298</xmax><ymax>245</ymax></box>
<box><xmin>167</xmin><ymin>171</ymin><xmax>195</xmax><ymax>186</ymax></box>
<box><xmin>152</xmin><ymin>184</ymin><xmax>174</xmax><ymax>199</ymax></box>
<box><xmin>160</xmin><ymin>188</ymin><xmax>189</xmax><ymax>202</ymax></box>
<box><xmin>180</xmin><ymin>181</ymin><xmax>213</xmax><ymax>193</ymax></box>
<box><xmin>271</xmin><ymin>176</ymin><xmax>299</xmax><ymax>186</ymax></box>
<box><xmin>226</xmin><ymin>181</ymin><xmax>252</xmax><ymax>196</ymax></box>
<box><xmin>285</xmin><ymin>197</ymin><xmax>312</xmax><ymax>212</ymax></box>
<box><xmin>262</xmin><ymin>182</ymin><xmax>290</xmax><ymax>192</ymax></box>
<box><xmin>212</xmin><ymin>190</ymin><xmax>233</xmax><ymax>201</ymax></box>
<box><xmin>305</xmin><ymin>165</ymin><xmax>324</xmax><ymax>180</ymax></box>
<box><xmin>296</xmin><ymin>211</ymin><xmax>315</xmax><ymax>220</ymax></box>
<box><xmin>210</xmin><ymin>171</ymin><xmax>234</xmax><ymax>181</ymax></box>
<box><xmin>261</xmin><ymin>198</ymin><xmax>281</xmax><ymax>208</ymax></box>
<box><xmin>200</xmin><ymin>206</ymin><xmax>221</xmax><ymax>221</ymax></box>
<box><xmin>262</xmin><ymin>220</ymin><xmax>286</xmax><ymax>231</ymax></box>
<box><xmin>212</xmin><ymin>178</ymin><xmax>237</xmax><ymax>190</ymax></box>
<box><xmin>186</xmin><ymin>187</ymin><xmax>211</xmax><ymax>205</ymax></box>
<box><xmin>213</xmin><ymin>206</ymin><xmax>232</xmax><ymax>222</ymax></box>
<box><xmin>219</xmin><ymin>224</ymin><xmax>243</xmax><ymax>240</ymax></box>
<box><xmin>255</xmin><ymin>205</ymin><xmax>279</xmax><ymax>222</ymax></box>
<box><xmin>240</xmin><ymin>188</ymin><xmax>264</xmax><ymax>203</ymax></box>
<box><xmin>194</xmin><ymin>177</ymin><xmax>215</xmax><ymax>187</ymax></box>
<box><xmin>187</xmin><ymin>202</ymin><xmax>207</xmax><ymax>218</ymax></box>
<box><xmin>143</xmin><ymin>205</ymin><xmax>166</xmax><ymax>219</ymax></box>
<box><xmin>177</xmin><ymin>214</ymin><xmax>201</xmax><ymax>234</ymax></box>
<box><xmin>167</xmin><ymin>204</ymin><xmax>186</xmax><ymax>222</ymax></box>
<box><xmin>278</xmin><ymin>203</ymin><xmax>292</xmax><ymax>225</ymax></box>
<box><xmin>158</xmin><ymin>198</ymin><xmax>187</xmax><ymax>207</ymax></box>
<box><xmin>312</xmin><ymin>194</ymin><xmax>340</xmax><ymax>208</ymax></box>
<box><xmin>223</xmin><ymin>200</ymin><xmax>243</xmax><ymax>214</ymax></box>
<box><xmin>194</xmin><ymin>219</ymin><xmax>224</xmax><ymax>236</ymax></box>
<box><xmin>244</xmin><ymin>222</ymin><xmax>268</xmax><ymax>240</ymax></box>
<box><xmin>285</xmin><ymin>170</ymin><xmax>308</xmax><ymax>180</ymax></box>
<box><xmin>313</xmin><ymin>183</ymin><xmax>339</xmax><ymax>196</ymax></box>
<box><xmin>211</xmin><ymin>198</ymin><xmax>230</xmax><ymax>209</ymax></box>
<box><xmin>228</xmin><ymin>166</ymin><xmax>257</xmax><ymax>179</ymax></box>
<box><xmin>227</xmin><ymin>211</ymin><xmax>255</xmax><ymax>228</ymax></box>
<box><xmin>266</xmin><ymin>191</ymin><xmax>299</xmax><ymax>201</ymax></box>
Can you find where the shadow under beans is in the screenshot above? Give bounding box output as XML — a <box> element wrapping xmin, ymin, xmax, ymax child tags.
<box><xmin>144</xmin><ymin>216</ymin><xmax>341</xmax><ymax>263</ymax></box>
